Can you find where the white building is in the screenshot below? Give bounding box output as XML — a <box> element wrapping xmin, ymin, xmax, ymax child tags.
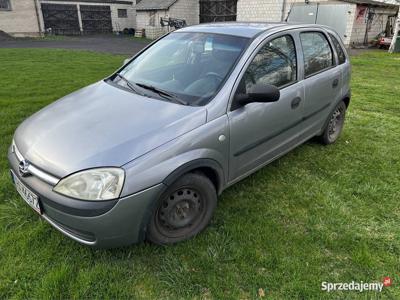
<box><xmin>1</xmin><ymin>0</ymin><xmax>398</xmax><ymax>46</ymax></box>
<box><xmin>134</xmin><ymin>0</ymin><xmax>398</xmax><ymax>46</ymax></box>
<box><xmin>0</xmin><ymin>0</ymin><xmax>136</xmax><ymax>37</ymax></box>
<box><xmin>236</xmin><ymin>0</ymin><xmax>399</xmax><ymax>46</ymax></box>
<box><xmin>135</xmin><ymin>0</ymin><xmax>199</xmax><ymax>39</ymax></box>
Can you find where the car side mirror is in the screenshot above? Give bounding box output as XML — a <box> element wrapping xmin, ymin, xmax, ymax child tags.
<box><xmin>123</xmin><ymin>58</ymin><xmax>130</xmax><ymax>66</ymax></box>
<box><xmin>235</xmin><ymin>83</ymin><xmax>280</xmax><ymax>107</ymax></box>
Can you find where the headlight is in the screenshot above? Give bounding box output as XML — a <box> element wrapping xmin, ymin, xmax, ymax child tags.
<box><xmin>53</xmin><ymin>168</ymin><xmax>125</xmax><ymax>201</ymax></box>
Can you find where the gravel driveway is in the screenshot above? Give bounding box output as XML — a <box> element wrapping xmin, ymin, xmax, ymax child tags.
<box><xmin>0</xmin><ymin>35</ymin><xmax>150</xmax><ymax>56</ymax></box>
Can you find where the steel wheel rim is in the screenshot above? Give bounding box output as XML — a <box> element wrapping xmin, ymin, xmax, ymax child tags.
<box><xmin>328</xmin><ymin>106</ymin><xmax>345</xmax><ymax>141</ymax></box>
<box><xmin>155</xmin><ymin>187</ymin><xmax>206</xmax><ymax>238</ymax></box>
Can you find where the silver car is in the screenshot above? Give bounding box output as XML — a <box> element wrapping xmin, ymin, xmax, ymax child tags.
<box><xmin>8</xmin><ymin>23</ymin><xmax>350</xmax><ymax>247</ymax></box>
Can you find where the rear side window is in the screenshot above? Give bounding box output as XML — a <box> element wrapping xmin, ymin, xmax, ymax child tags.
<box><xmin>300</xmin><ymin>32</ymin><xmax>333</xmax><ymax>77</ymax></box>
<box><xmin>329</xmin><ymin>33</ymin><xmax>346</xmax><ymax>65</ymax></box>
<box><xmin>242</xmin><ymin>35</ymin><xmax>297</xmax><ymax>90</ymax></box>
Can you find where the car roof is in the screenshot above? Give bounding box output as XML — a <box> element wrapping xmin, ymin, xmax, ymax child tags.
<box><xmin>176</xmin><ymin>22</ymin><xmax>326</xmax><ymax>38</ymax></box>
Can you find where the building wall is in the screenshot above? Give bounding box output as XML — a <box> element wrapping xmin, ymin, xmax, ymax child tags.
<box><xmin>345</xmin><ymin>4</ymin><xmax>358</xmax><ymax>46</ymax></box>
<box><xmin>237</xmin><ymin>0</ymin><xmax>287</xmax><ymax>22</ymax></box>
<box><xmin>136</xmin><ymin>0</ymin><xmax>199</xmax><ymax>39</ymax></box>
<box><xmin>237</xmin><ymin>0</ymin><xmax>397</xmax><ymax>46</ymax></box>
<box><xmin>349</xmin><ymin>5</ymin><xmax>397</xmax><ymax>45</ymax></box>
<box><xmin>110</xmin><ymin>2</ymin><xmax>136</xmax><ymax>31</ymax></box>
<box><xmin>236</xmin><ymin>0</ymin><xmax>337</xmax><ymax>22</ymax></box>
<box><xmin>168</xmin><ymin>0</ymin><xmax>199</xmax><ymax>25</ymax></box>
<box><xmin>136</xmin><ymin>9</ymin><xmax>167</xmax><ymax>38</ymax></box>
<box><xmin>39</xmin><ymin>0</ymin><xmax>136</xmax><ymax>33</ymax></box>
<box><xmin>0</xmin><ymin>0</ymin><xmax>40</xmax><ymax>37</ymax></box>
<box><xmin>237</xmin><ymin>0</ymin><xmax>354</xmax><ymax>45</ymax></box>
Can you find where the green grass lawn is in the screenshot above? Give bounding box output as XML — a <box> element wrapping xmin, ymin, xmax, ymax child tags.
<box><xmin>0</xmin><ymin>48</ymin><xmax>399</xmax><ymax>299</ymax></box>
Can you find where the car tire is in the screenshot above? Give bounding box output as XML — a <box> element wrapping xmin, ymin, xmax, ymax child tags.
<box><xmin>147</xmin><ymin>172</ymin><xmax>217</xmax><ymax>245</ymax></box>
<box><xmin>319</xmin><ymin>101</ymin><xmax>347</xmax><ymax>145</ymax></box>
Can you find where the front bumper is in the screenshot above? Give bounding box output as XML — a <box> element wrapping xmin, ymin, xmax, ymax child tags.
<box><xmin>8</xmin><ymin>147</ymin><xmax>165</xmax><ymax>248</ymax></box>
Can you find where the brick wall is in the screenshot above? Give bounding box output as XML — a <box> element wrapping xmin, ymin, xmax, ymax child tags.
<box><xmin>168</xmin><ymin>0</ymin><xmax>199</xmax><ymax>25</ymax></box>
<box><xmin>109</xmin><ymin>3</ymin><xmax>136</xmax><ymax>32</ymax></box>
<box><xmin>39</xmin><ymin>0</ymin><xmax>136</xmax><ymax>33</ymax></box>
<box><xmin>136</xmin><ymin>10</ymin><xmax>169</xmax><ymax>38</ymax></box>
<box><xmin>349</xmin><ymin>5</ymin><xmax>397</xmax><ymax>45</ymax></box>
<box><xmin>237</xmin><ymin>0</ymin><xmax>396</xmax><ymax>46</ymax></box>
<box><xmin>237</xmin><ymin>0</ymin><xmax>337</xmax><ymax>23</ymax></box>
<box><xmin>0</xmin><ymin>0</ymin><xmax>40</xmax><ymax>37</ymax></box>
<box><xmin>237</xmin><ymin>0</ymin><xmax>353</xmax><ymax>45</ymax></box>
<box><xmin>344</xmin><ymin>4</ymin><xmax>357</xmax><ymax>46</ymax></box>
<box><xmin>237</xmin><ymin>0</ymin><xmax>286</xmax><ymax>22</ymax></box>
<box><xmin>0</xmin><ymin>0</ymin><xmax>136</xmax><ymax>37</ymax></box>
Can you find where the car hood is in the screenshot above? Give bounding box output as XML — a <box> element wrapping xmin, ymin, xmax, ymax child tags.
<box><xmin>14</xmin><ymin>81</ymin><xmax>206</xmax><ymax>178</ymax></box>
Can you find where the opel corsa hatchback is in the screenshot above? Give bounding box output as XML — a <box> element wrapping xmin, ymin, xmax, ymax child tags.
<box><xmin>9</xmin><ymin>23</ymin><xmax>351</xmax><ymax>247</ymax></box>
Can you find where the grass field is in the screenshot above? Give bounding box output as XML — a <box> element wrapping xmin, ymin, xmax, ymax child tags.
<box><xmin>0</xmin><ymin>48</ymin><xmax>399</xmax><ymax>299</ymax></box>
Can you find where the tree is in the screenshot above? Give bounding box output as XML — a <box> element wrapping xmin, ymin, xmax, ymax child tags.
<box><xmin>389</xmin><ymin>5</ymin><xmax>400</xmax><ymax>53</ymax></box>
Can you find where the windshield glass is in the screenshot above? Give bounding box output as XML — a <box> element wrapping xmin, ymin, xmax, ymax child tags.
<box><xmin>115</xmin><ymin>32</ymin><xmax>249</xmax><ymax>106</ymax></box>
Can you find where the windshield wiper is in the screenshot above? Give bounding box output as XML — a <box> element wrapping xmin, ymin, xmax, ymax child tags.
<box><xmin>115</xmin><ymin>73</ymin><xmax>142</xmax><ymax>95</ymax></box>
<box><xmin>135</xmin><ymin>82</ymin><xmax>188</xmax><ymax>105</ymax></box>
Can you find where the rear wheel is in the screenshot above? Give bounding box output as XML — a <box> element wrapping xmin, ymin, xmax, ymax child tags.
<box><xmin>319</xmin><ymin>101</ymin><xmax>347</xmax><ymax>145</ymax></box>
<box><xmin>147</xmin><ymin>172</ymin><xmax>217</xmax><ymax>245</ymax></box>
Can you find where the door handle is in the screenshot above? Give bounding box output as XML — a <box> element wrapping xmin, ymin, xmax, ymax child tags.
<box><xmin>291</xmin><ymin>97</ymin><xmax>302</xmax><ymax>109</ymax></box>
<box><xmin>332</xmin><ymin>78</ymin><xmax>339</xmax><ymax>88</ymax></box>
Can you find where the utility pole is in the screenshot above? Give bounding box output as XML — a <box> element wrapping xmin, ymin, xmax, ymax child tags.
<box><xmin>389</xmin><ymin>3</ymin><xmax>400</xmax><ymax>53</ymax></box>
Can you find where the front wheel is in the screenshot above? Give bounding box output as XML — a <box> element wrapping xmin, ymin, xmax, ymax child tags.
<box><xmin>319</xmin><ymin>101</ymin><xmax>347</xmax><ymax>145</ymax></box>
<box><xmin>147</xmin><ymin>172</ymin><xmax>217</xmax><ymax>245</ymax></box>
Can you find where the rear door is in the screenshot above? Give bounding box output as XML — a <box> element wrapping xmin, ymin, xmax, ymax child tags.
<box><xmin>299</xmin><ymin>30</ymin><xmax>342</xmax><ymax>132</ymax></box>
<box><xmin>327</xmin><ymin>32</ymin><xmax>351</xmax><ymax>98</ymax></box>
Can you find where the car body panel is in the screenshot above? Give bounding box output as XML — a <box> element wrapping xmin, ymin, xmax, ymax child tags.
<box><xmin>41</xmin><ymin>183</ymin><xmax>165</xmax><ymax>248</ymax></box>
<box><xmin>177</xmin><ymin>22</ymin><xmax>288</xmax><ymax>38</ymax></box>
<box><xmin>226</xmin><ymin>30</ymin><xmax>305</xmax><ymax>180</ymax></box>
<box><xmin>8</xmin><ymin>22</ymin><xmax>351</xmax><ymax>247</ymax></box>
<box><xmin>121</xmin><ymin>115</ymin><xmax>229</xmax><ymax>196</ymax></box>
<box><xmin>228</xmin><ymin>81</ymin><xmax>305</xmax><ymax>180</ymax></box>
<box><xmin>14</xmin><ymin>81</ymin><xmax>206</xmax><ymax>178</ymax></box>
<box><xmin>8</xmin><ymin>146</ymin><xmax>165</xmax><ymax>247</ymax></box>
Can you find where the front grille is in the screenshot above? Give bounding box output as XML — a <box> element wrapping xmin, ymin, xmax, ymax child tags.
<box><xmin>12</xmin><ymin>141</ymin><xmax>60</xmax><ymax>186</ymax></box>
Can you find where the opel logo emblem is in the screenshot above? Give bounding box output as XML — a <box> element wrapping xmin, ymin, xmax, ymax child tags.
<box><xmin>19</xmin><ymin>160</ymin><xmax>31</xmax><ymax>177</ymax></box>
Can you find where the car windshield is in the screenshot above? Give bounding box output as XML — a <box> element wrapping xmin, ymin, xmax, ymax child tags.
<box><xmin>114</xmin><ymin>32</ymin><xmax>249</xmax><ymax>106</ymax></box>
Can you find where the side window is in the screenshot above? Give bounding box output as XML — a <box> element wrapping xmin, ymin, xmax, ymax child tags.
<box><xmin>118</xmin><ymin>9</ymin><xmax>128</xmax><ymax>18</ymax></box>
<box><xmin>300</xmin><ymin>32</ymin><xmax>333</xmax><ymax>77</ymax></box>
<box><xmin>329</xmin><ymin>33</ymin><xmax>346</xmax><ymax>65</ymax></box>
<box><xmin>241</xmin><ymin>35</ymin><xmax>297</xmax><ymax>92</ymax></box>
<box><xmin>0</xmin><ymin>0</ymin><xmax>11</xmax><ymax>10</ymax></box>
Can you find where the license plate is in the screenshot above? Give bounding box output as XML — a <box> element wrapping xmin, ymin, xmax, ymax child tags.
<box><xmin>10</xmin><ymin>170</ymin><xmax>41</xmax><ymax>214</ymax></box>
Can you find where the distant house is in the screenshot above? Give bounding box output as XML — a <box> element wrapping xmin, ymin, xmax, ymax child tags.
<box><xmin>0</xmin><ymin>0</ymin><xmax>41</xmax><ymax>37</ymax></box>
<box><xmin>135</xmin><ymin>0</ymin><xmax>199</xmax><ymax>39</ymax></box>
<box><xmin>236</xmin><ymin>0</ymin><xmax>399</xmax><ymax>47</ymax></box>
<box><xmin>1</xmin><ymin>0</ymin><xmax>398</xmax><ymax>46</ymax></box>
<box><xmin>134</xmin><ymin>0</ymin><xmax>399</xmax><ymax>46</ymax></box>
<box><xmin>0</xmin><ymin>0</ymin><xmax>136</xmax><ymax>37</ymax></box>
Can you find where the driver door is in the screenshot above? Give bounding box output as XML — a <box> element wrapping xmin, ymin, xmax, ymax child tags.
<box><xmin>228</xmin><ymin>33</ymin><xmax>305</xmax><ymax>181</ymax></box>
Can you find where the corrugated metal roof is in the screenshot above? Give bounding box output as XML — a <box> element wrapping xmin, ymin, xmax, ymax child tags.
<box><xmin>135</xmin><ymin>0</ymin><xmax>178</xmax><ymax>11</ymax></box>
<box><xmin>343</xmin><ymin>0</ymin><xmax>400</xmax><ymax>7</ymax></box>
